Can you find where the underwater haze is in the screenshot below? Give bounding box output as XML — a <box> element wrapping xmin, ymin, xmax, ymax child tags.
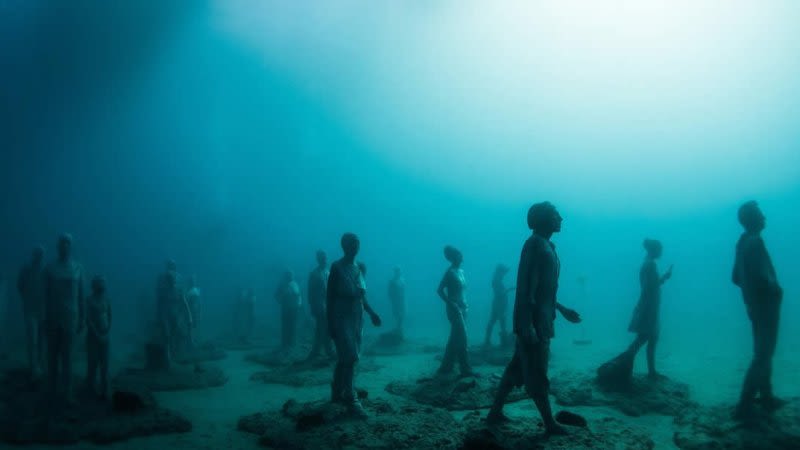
<box><xmin>1</xmin><ymin>1</ymin><xmax>799</xmax><ymax>448</ymax></box>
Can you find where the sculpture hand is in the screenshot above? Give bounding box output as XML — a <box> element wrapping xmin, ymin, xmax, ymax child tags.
<box><xmin>370</xmin><ymin>312</ymin><xmax>382</xmax><ymax>327</ymax></box>
<box><xmin>561</xmin><ymin>307</ymin><xmax>582</xmax><ymax>324</ymax></box>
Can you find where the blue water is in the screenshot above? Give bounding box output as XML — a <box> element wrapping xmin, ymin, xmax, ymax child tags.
<box><xmin>1</xmin><ymin>2</ymin><xmax>799</xmax><ymax>446</ymax></box>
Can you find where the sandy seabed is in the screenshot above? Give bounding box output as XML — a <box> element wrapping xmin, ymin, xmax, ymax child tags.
<box><xmin>9</xmin><ymin>328</ymin><xmax>799</xmax><ymax>450</ymax></box>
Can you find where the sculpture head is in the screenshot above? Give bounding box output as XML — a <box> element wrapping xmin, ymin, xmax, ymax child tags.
<box><xmin>444</xmin><ymin>245</ymin><xmax>463</xmax><ymax>266</ymax></box>
<box><xmin>738</xmin><ymin>200</ymin><xmax>765</xmax><ymax>233</ymax></box>
<box><xmin>165</xmin><ymin>259</ymin><xmax>177</xmax><ymax>272</ymax></box>
<box><xmin>31</xmin><ymin>245</ymin><xmax>44</xmax><ymax>265</ymax></box>
<box><xmin>341</xmin><ymin>233</ymin><xmax>360</xmax><ymax>259</ymax></box>
<box><xmin>316</xmin><ymin>250</ymin><xmax>327</xmax><ymax>267</ymax></box>
<box><xmin>495</xmin><ymin>264</ymin><xmax>510</xmax><ymax>277</ymax></box>
<box><xmin>57</xmin><ymin>233</ymin><xmax>73</xmax><ymax>261</ymax></box>
<box><xmin>527</xmin><ymin>201</ymin><xmax>562</xmax><ymax>235</ymax></box>
<box><xmin>643</xmin><ymin>239</ymin><xmax>663</xmax><ymax>259</ymax></box>
<box><xmin>91</xmin><ymin>275</ymin><xmax>107</xmax><ymax>294</ymax></box>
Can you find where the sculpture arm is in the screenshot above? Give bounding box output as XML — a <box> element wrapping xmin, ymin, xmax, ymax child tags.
<box><xmin>437</xmin><ymin>271</ymin><xmax>450</xmax><ymax>304</ymax></box>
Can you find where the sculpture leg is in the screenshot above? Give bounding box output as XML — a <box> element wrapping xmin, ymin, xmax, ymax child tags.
<box><xmin>646</xmin><ymin>335</ymin><xmax>658</xmax><ymax>376</ymax></box>
<box><xmin>86</xmin><ymin>335</ymin><xmax>98</xmax><ymax>394</ymax></box>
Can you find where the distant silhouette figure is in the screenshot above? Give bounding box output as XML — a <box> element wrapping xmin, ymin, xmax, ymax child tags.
<box><xmin>388</xmin><ymin>266</ymin><xmax>406</xmax><ymax>335</ymax></box>
<box><xmin>185</xmin><ymin>275</ymin><xmax>201</xmax><ymax>343</ymax></box>
<box><xmin>732</xmin><ymin>201</ymin><xmax>785</xmax><ymax>420</ymax></box>
<box><xmin>44</xmin><ymin>233</ymin><xmax>86</xmax><ymax>405</ymax></box>
<box><xmin>157</xmin><ymin>267</ymin><xmax>191</xmax><ymax>363</ymax></box>
<box><xmin>86</xmin><ymin>275</ymin><xmax>112</xmax><ymax>399</ymax></box>
<box><xmin>17</xmin><ymin>246</ymin><xmax>47</xmax><ymax>379</ymax></box>
<box><xmin>436</xmin><ymin>245</ymin><xmax>474</xmax><ymax>377</ymax></box>
<box><xmin>234</xmin><ymin>288</ymin><xmax>256</xmax><ymax>344</ymax></box>
<box><xmin>275</xmin><ymin>270</ymin><xmax>302</xmax><ymax>349</ymax></box>
<box><xmin>327</xmin><ymin>233</ymin><xmax>381</xmax><ymax>419</ymax></box>
<box><xmin>484</xmin><ymin>264</ymin><xmax>513</xmax><ymax>347</ymax></box>
<box><xmin>307</xmin><ymin>250</ymin><xmax>335</xmax><ymax>360</ymax></box>
<box><xmin>487</xmin><ymin>202</ymin><xmax>581</xmax><ymax>435</ymax></box>
<box><xmin>626</xmin><ymin>239</ymin><xmax>673</xmax><ymax>377</ymax></box>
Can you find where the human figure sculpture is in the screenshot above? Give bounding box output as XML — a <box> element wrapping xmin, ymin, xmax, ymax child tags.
<box><xmin>327</xmin><ymin>233</ymin><xmax>382</xmax><ymax>418</ymax></box>
<box><xmin>626</xmin><ymin>239</ymin><xmax>672</xmax><ymax>377</ymax></box>
<box><xmin>185</xmin><ymin>275</ymin><xmax>201</xmax><ymax>342</ymax></box>
<box><xmin>487</xmin><ymin>203</ymin><xmax>582</xmax><ymax>435</ymax></box>
<box><xmin>276</xmin><ymin>270</ymin><xmax>302</xmax><ymax>349</ymax></box>
<box><xmin>388</xmin><ymin>266</ymin><xmax>406</xmax><ymax>335</ymax></box>
<box><xmin>86</xmin><ymin>275</ymin><xmax>112</xmax><ymax>398</ymax></box>
<box><xmin>307</xmin><ymin>251</ymin><xmax>334</xmax><ymax>359</ymax></box>
<box><xmin>157</xmin><ymin>267</ymin><xmax>191</xmax><ymax>362</ymax></box>
<box><xmin>235</xmin><ymin>288</ymin><xmax>256</xmax><ymax>344</ymax></box>
<box><xmin>44</xmin><ymin>233</ymin><xmax>86</xmax><ymax>405</ymax></box>
<box><xmin>436</xmin><ymin>246</ymin><xmax>474</xmax><ymax>377</ymax></box>
<box><xmin>17</xmin><ymin>246</ymin><xmax>47</xmax><ymax>378</ymax></box>
<box><xmin>732</xmin><ymin>201</ymin><xmax>785</xmax><ymax>420</ymax></box>
<box><xmin>484</xmin><ymin>264</ymin><xmax>514</xmax><ymax>348</ymax></box>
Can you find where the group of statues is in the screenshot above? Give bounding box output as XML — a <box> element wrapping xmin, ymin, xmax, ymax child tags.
<box><xmin>17</xmin><ymin>234</ymin><xmax>111</xmax><ymax>404</ymax></box>
<box><xmin>310</xmin><ymin>199</ymin><xmax>785</xmax><ymax>433</ymax></box>
<box><xmin>9</xmin><ymin>198</ymin><xmax>784</xmax><ymax>432</ymax></box>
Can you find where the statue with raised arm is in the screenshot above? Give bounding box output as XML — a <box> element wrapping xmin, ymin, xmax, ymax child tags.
<box><xmin>484</xmin><ymin>264</ymin><xmax>514</xmax><ymax>348</ymax></box>
<box><xmin>732</xmin><ymin>201</ymin><xmax>785</xmax><ymax>420</ymax></box>
<box><xmin>17</xmin><ymin>245</ymin><xmax>47</xmax><ymax>378</ymax></box>
<box><xmin>307</xmin><ymin>251</ymin><xmax>334</xmax><ymax>360</ymax></box>
<box><xmin>86</xmin><ymin>275</ymin><xmax>112</xmax><ymax>399</ymax></box>
<box><xmin>388</xmin><ymin>266</ymin><xmax>406</xmax><ymax>336</ymax></box>
<box><xmin>275</xmin><ymin>270</ymin><xmax>302</xmax><ymax>349</ymax></box>
<box><xmin>44</xmin><ymin>233</ymin><xmax>86</xmax><ymax>405</ymax></box>
<box><xmin>326</xmin><ymin>233</ymin><xmax>381</xmax><ymax>418</ymax></box>
<box><xmin>436</xmin><ymin>245</ymin><xmax>474</xmax><ymax>377</ymax></box>
<box><xmin>627</xmin><ymin>239</ymin><xmax>672</xmax><ymax>377</ymax></box>
<box><xmin>487</xmin><ymin>202</ymin><xmax>582</xmax><ymax>435</ymax></box>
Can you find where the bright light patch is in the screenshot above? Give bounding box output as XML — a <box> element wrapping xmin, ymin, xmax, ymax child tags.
<box><xmin>217</xmin><ymin>1</ymin><xmax>800</xmax><ymax>212</ymax></box>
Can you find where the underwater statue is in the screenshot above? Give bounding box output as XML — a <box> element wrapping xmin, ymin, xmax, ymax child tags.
<box><xmin>326</xmin><ymin>233</ymin><xmax>382</xmax><ymax>418</ymax></box>
<box><xmin>276</xmin><ymin>270</ymin><xmax>302</xmax><ymax>349</ymax></box>
<box><xmin>235</xmin><ymin>288</ymin><xmax>256</xmax><ymax>344</ymax></box>
<box><xmin>185</xmin><ymin>275</ymin><xmax>201</xmax><ymax>341</ymax></box>
<box><xmin>597</xmin><ymin>239</ymin><xmax>673</xmax><ymax>386</ymax></box>
<box><xmin>628</xmin><ymin>239</ymin><xmax>672</xmax><ymax>376</ymax></box>
<box><xmin>44</xmin><ymin>233</ymin><xmax>86</xmax><ymax>405</ymax></box>
<box><xmin>732</xmin><ymin>201</ymin><xmax>785</xmax><ymax>420</ymax></box>
<box><xmin>157</xmin><ymin>267</ymin><xmax>192</xmax><ymax>363</ymax></box>
<box><xmin>86</xmin><ymin>275</ymin><xmax>112</xmax><ymax>399</ymax></box>
<box><xmin>484</xmin><ymin>263</ymin><xmax>514</xmax><ymax>347</ymax></box>
<box><xmin>17</xmin><ymin>245</ymin><xmax>47</xmax><ymax>378</ymax></box>
<box><xmin>436</xmin><ymin>245</ymin><xmax>474</xmax><ymax>377</ymax></box>
<box><xmin>487</xmin><ymin>202</ymin><xmax>582</xmax><ymax>435</ymax></box>
<box><xmin>388</xmin><ymin>266</ymin><xmax>406</xmax><ymax>336</ymax></box>
<box><xmin>307</xmin><ymin>250</ymin><xmax>335</xmax><ymax>359</ymax></box>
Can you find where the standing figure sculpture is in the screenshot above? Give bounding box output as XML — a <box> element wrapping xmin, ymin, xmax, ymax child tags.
<box><xmin>17</xmin><ymin>246</ymin><xmax>47</xmax><ymax>378</ymax></box>
<box><xmin>484</xmin><ymin>264</ymin><xmax>514</xmax><ymax>348</ymax></box>
<box><xmin>185</xmin><ymin>275</ymin><xmax>201</xmax><ymax>343</ymax></box>
<box><xmin>626</xmin><ymin>239</ymin><xmax>672</xmax><ymax>377</ymax></box>
<box><xmin>487</xmin><ymin>202</ymin><xmax>582</xmax><ymax>434</ymax></box>
<box><xmin>86</xmin><ymin>275</ymin><xmax>112</xmax><ymax>398</ymax></box>
<box><xmin>732</xmin><ymin>201</ymin><xmax>785</xmax><ymax>420</ymax></box>
<box><xmin>388</xmin><ymin>266</ymin><xmax>406</xmax><ymax>336</ymax></box>
<box><xmin>307</xmin><ymin>251</ymin><xmax>334</xmax><ymax>359</ymax></box>
<box><xmin>327</xmin><ymin>233</ymin><xmax>382</xmax><ymax>418</ymax></box>
<box><xmin>436</xmin><ymin>245</ymin><xmax>474</xmax><ymax>377</ymax></box>
<box><xmin>156</xmin><ymin>265</ymin><xmax>192</xmax><ymax>363</ymax></box>
<box><xmin>275</xmin><ymin>270</ymin><xmax>302</xmax><ymax>349</ymax></box>
<box><xmin>44</xmin><ymin>233</ymin><xmax>86</xmax><ymax>405</ymax></box>
<box><xmin>235</xmin><ymin>288</ymin><xmax>256</xmax><ymax>344</ymax></box>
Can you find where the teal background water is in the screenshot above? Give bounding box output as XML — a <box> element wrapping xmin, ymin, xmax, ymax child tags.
<box><xmin>1</xmin><ymin>1</ymin><xmax>799</xmax><ymax>406</ymax></box>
